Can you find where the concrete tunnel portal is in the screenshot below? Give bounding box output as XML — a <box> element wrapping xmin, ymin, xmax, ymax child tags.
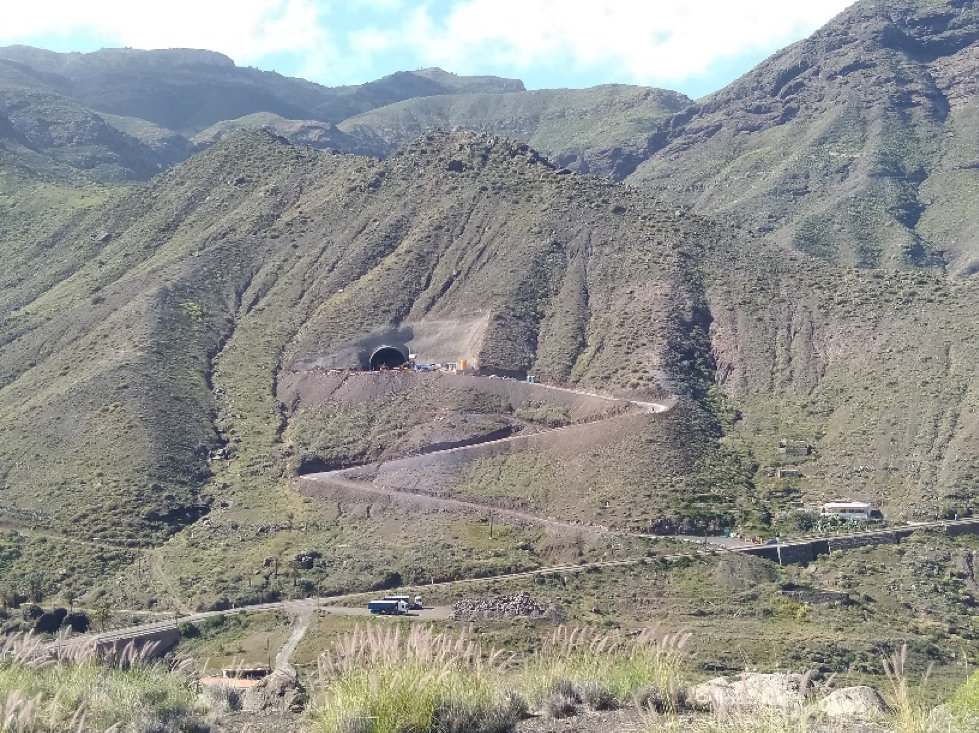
<box><xmin>369</xmin><ymin>344</ymin><xmax>409</xmax><ymax>370</ymax></box>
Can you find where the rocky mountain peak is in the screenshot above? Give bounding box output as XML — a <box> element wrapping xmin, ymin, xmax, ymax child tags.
<box><xmin>628</xmin><ymin>0</ymin><xmax>979</xmax><ymax>270</ymax></box>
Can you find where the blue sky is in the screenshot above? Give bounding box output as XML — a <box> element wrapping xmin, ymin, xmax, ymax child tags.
<box><xmin>3</xmin><ymin>1</ymin><xmax>856</xmax><ymax>99</ymax></box>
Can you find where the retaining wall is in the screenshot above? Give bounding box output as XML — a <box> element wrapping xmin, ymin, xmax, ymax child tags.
<box><xmin>946</xmin><ymin>519</ymin><xmax>979</xmax><ymax>537</ymax></box>
<box><xmin>742</xmin><ymin>546</ymin><xmax>780</xmax><ymax>562</ymax></box>
<box><xmin>777</xmin><ymin>543</ymin><xmax>815</xmax><ymax>565</ymax></box>
<box><xmin>94</xmin><ymin>627</ymin><xmax>180</xmax><ymax>659</ymax></box>
<box><xmin>827</xmin><ymin>532</ymin><xmax>899</xmax><ymax>552</ymax></box>
<box><xmin>748</xmin><ymin>522</ymin><xmax>979</xmax><ymax>568</ymax></box>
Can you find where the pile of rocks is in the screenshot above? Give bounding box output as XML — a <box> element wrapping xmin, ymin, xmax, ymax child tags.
<box><xmin>450</xmin><ymin>593</ymin><xmax>564</xmax><ymax>621</ymax></box>
<box><xmin>688</xmin><ymin>673</ymin><xmax>889</xmax><ymax>725</ymax></box>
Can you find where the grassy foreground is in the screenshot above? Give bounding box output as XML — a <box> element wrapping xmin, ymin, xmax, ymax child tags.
<box><xmin>0</xmin><ymin>625</ymin><xmax>976</xmax><ymax>731</ymax></box>
<box><xmin>0</xmin><ymin>634</ymin><xmax>206</xmax><ymax>732</ymax></box>
<box><xmin>309</xmin><ymin>624</ymin><xmax>691</xmax><ymax>733</ymax></box>
<box><xmin>307</xmin><ymin>625</ymin><xmax>979</xmax><ymax>733</ymax></box>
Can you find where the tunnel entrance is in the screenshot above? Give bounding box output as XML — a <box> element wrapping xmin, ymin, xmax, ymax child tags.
<box><xmin>369</xmin><ymin>344</ymin><xmax>409</xmax><ymax>370</ymax></box>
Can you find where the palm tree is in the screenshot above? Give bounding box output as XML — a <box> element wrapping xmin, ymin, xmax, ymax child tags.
<box><xmin>25</xmin><ymin>573</ymin><xmax>44</xmax><ymax>604</ymax></box>
<box><xmin>93</xmin><ymin>602</ymin><xmax>112</xmax><ymax>632</ymax></box>
<box><xmin>61</xmin><ymin>588</ymin><xmax>77</xmax><ymax>613</ymax></box>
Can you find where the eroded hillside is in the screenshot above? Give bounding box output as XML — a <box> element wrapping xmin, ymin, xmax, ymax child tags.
<box><xmin>0</xmin><ymin>130</ymin><xmax>733</xmax><ymax>605</ymax></box>
<box><xmin>3</xmin><ymin>114</ymin><xmax>979</xmax><ymax>608</ymax></box>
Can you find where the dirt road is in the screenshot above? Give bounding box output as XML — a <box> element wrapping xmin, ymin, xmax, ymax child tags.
<box><xmin>77</xmin><ymin>518</ymin><xmax>979</xmax><ymax>653</ymax></box>
<box><xmin>301</xmin><ymin>378</ymin><xmax>670</xmax><ymax>537</ymax></box>
<box><xmin>274</xmin><ymin>604</ymin><xmax>314</xmax><ymax>671</ymax></box>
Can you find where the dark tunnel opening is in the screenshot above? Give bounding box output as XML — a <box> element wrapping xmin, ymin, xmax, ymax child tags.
<box><xmin>369</xmin><ymin>345</ymin><xmax>409</xmax><ymax>370</ymax></box>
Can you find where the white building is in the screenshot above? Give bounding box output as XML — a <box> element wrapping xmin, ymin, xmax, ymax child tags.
<box><xmin>820</xmin><ymin>501</ymin><xmax>874</xmax><ymax>520</ymax></box>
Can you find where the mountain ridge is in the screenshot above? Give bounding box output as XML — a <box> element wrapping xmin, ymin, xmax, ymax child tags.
<box><xmin>0</xmin><ymin>46</ymin><xmax>525</xmax><ymax>134</ymax></box>
<box><xmin>628</xmin><ymin>0</ymin><xmax>979</xmax><ymax>271</ymax></box>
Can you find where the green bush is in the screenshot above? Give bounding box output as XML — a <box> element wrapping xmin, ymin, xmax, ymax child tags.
<box><xmin>177</xmin><ymin>621</ymin><xmax>200</xmax><ymax>638</ymax></box>
<box><xmin>947</xmin><ymin>669</ymin><xmax>979</xmax><ymax>728</ymax></box>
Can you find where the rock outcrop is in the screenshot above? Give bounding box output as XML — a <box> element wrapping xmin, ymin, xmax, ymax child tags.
<box><xmin>689</xmin><ymin>672</ymin><xmax>809</xmax><ymax>712</ymax></box>
<box><xmin>450</xmin><ymin>593</ymin><xmax>565</xmax><ymax>622</ymax></box>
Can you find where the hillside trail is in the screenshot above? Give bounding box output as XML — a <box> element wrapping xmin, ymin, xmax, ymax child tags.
<box><xmin>316</xmin><ymin>472</ymin><xmax>614</xmax><ymax>537</ymax></box>
<box><xmin>302</xmin><ymin>378</ymin><xmax>672</xmax><ymax>539</ymax></box>
<box><xmin>274</xmin><ymin>603</ymin><xmax>314</xmax><ymax>671</ymax></box>
<box><xmin>147</xmin><ymin>549</ymin><xmax>195</xmax><ymax>616</ymax></box>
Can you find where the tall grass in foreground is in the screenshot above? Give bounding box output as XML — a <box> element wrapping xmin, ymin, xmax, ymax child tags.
<box><xmin>312</xmin><ymin>625</ymin><xmax>517</xmax><ymax>733</ymax></box>
<box><xmin>883</xmin><ymin>644</ymin><xmax>932</xmax><ymax>733</ymax></box>
<box><xmin>947</xmin><ymin>667</ymin><xmax>979</xmax><ymax>730</ymax></box>
<box><xmin>0</xmin><ymin>633</ymin><xmax>207</xmax><ymax>732</ymax></box>
<box><xmin>310</xmin><ymin>624</ymin><xmax>693</xmax><ymax>733</ymax></box>
<box><xmin>524</xmin><ymin>626</ymin><xmax>692</xmax><ymax>711</ymax></box>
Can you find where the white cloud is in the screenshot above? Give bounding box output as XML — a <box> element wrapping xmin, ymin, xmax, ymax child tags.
<box><xmin>391</xmin><ymin>0</ymin><xmax>856</xmax><ymax>87</ymax></box>
<box><xmin>349</xmin><ymin>27</ymin><xmax>394</xmax><ymax>55</ymax></box>
<box><xmin>0</xmin><ymin>0</ymin><xmax>338</xmax><ymax>70</ymax></box>
<box><xmin>348</xmin><ymin>0</ymin><xmax>405</xmax><ymax>8</ymax></box>
<box><xmin>0</xmin><ymin>0</ymin><xmax>857</xmax><ymax>91</ymax></box>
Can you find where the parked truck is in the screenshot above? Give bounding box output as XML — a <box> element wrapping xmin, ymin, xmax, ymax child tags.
<box><xmin>367</xmin><ymin>599</ymin><xmax>408</xmax><ymax>615</ymax></box>
<box><xmin>384</xmin><ymin>594</ymin><xmax>423</xmax><ymax>610</ymax></box>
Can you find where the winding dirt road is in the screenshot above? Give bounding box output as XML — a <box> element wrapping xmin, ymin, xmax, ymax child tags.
<box><xmin>300</xmin><ymin>379</ymin><xmax>671</xmax><ymax>536</ymax></box>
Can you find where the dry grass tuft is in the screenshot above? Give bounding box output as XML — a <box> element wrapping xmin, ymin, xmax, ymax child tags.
<box><xmin>0</xmin><ymin>633</ymin><xmax>206</xmax><ymax>732</ymax></box>
<box><xmin>883</xmin><ymin>643</ymin><xmax>932</xmax><ymax>733</ymax></box>
<box><xmin>313</xmin><ymin>625</ymin><xmax>518</xmax><ymax>733</ymax></box>
<box><xmin>526</xmin><ymin>626</ymin><xmax>692</xmax><ymax>712</ymax></box>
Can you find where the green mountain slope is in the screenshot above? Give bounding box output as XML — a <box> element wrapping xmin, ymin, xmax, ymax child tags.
<box><xmin>4</xmin><ymin>129</ymin><xmax>979</xmax><ymax>610</ymax></box>
<box><xmin>0</xmin><ymin>47</ymin><xmax>531</xmax><ymax>185</ymax></box>
<box><xmin>0</xmin><ymin>130</ymin><xmax>737</xmax><ymax>601</ymax></box>
<box><xmin>628</xmin><ymin>0</ymin><xmax>979</xmax><ymax>270</ymax></box>
<box><xmin>338</xmin><ymin>85</ymin><xmax>691</xmax><ymax>177</ymax></box>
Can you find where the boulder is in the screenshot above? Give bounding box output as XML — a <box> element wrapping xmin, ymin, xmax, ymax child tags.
<box><xmin>689</xmin><ymin>672</ymin><xmax>808</xmax><ymax>712</ymax></box>
<box><xmin>242</xmin><ymin>670</ymin><xmax>308</xmax><ymax>713</ymax></box>
<box><xmin>818</xmin><ymin>686</ymin><xmax>887</xmax><ymax>721</ymax></box>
